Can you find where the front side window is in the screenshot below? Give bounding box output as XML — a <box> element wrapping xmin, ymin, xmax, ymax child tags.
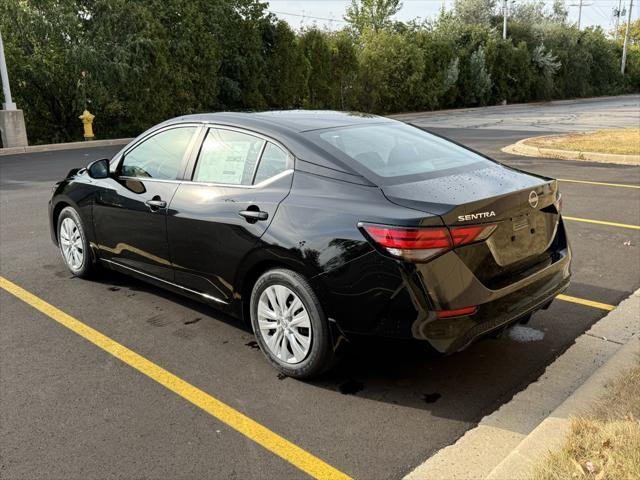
<box><xmin>253</xmin><ymin>143</ymin><xmax>288</xmax><ymax>184</ymax></box>
<box><xmin>121</xmin><ymin>127</ymin><xmax>197</xmax><ymax>180</ymax></box>
<box><xmin>193</xmin><ymin>129</ymin><xmax>265</xmax><ymax>185</ymax></box>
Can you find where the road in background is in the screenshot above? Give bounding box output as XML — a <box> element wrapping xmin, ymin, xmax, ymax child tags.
<box><xmin>394</xmin><ymin>94</ymin><xmax>640</xmax><ymax>133</ymax></box>
<box><xmin>1</xmin><ymin>97</ymin><xmax>639</xmax><ymax>479</ymax></box>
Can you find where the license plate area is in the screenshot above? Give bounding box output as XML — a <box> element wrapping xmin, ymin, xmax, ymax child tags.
<box><xmin>487</xmin><ymin>212</ymin><xmax>555</xmax><ymax>266</ymax></box>
<box><xmin>512</xmin><ymin>215</ymin><xmax>530</xmax><ymax>231</ymax></box>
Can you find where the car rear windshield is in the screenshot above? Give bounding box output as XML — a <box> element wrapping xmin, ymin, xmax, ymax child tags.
<box><xmin>306</xmin><ymin>122</ymin><xmax>494</xmax><ymax>183</ymax></box>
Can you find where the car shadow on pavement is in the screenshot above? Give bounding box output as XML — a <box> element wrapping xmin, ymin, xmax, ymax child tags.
<box><xmin>87</xmin><ymin>269</ymin><xmax>620</xmax><ymax>422</ymax></box>
<box><xmin>310</xmin><ymin>335</ymin><xmax>539</xmax><ymax>421</ymax></box>
<box><xmin>89</xmin><ymin>268</ymin><xmax>254</xmax><ymax>334</ymax></box>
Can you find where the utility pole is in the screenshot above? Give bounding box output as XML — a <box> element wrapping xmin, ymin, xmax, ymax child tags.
<box><xmin>577</xmin><ymin>0</ymin><xmax>583</xmax><ymax>29</ymax></box>
<box><xmin>502</xmin><ymin>0</ymin><xmax>508</xmax><ymax>39</ymax></box>
<box><xmin>0</xmin><ymin>29</ymin><xmax>28</xmax><ymax>148</ymax></box>
<box><xmin>614</xmin><ymin>0</ymin><xmax>623</xmax><ymax>38</ymax></box>
<box><xmin>0</xmin><ymin>29</ymin><xmax>16</xmax><ymax>110</ymax></box>
<box><xmin>621</xmin><ymin>0</ymin><xmax>634</xmax><ymax>74</ymax></box>
<box><xmin>570</xmin><ymin>0</ymin><xmax>593</xmax><ymax>29</ymax></box>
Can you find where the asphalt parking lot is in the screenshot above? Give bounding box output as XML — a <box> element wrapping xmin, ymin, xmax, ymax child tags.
<box><xmin>1</xmin><ymin>98</ymin><xmax>639</xmax><ymax>479</ymax></box>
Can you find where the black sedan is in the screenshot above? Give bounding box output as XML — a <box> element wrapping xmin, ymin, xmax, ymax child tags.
<box><xmin>49</xmin><ymin>111</ymin><xmax>571</xmax><ymax>378</ymax></box>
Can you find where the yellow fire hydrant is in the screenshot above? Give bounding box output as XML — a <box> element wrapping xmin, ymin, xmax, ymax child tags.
<box><xmin>79</xmin><ymin>109</ymin><xmax>95</xmax><ymax>140</ymax></box>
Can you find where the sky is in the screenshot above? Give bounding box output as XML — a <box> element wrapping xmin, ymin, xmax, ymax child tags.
<box><xmin>266</xmin><ymin>0</ymin><xmax>638</xmax><ymax>32</ymax></box>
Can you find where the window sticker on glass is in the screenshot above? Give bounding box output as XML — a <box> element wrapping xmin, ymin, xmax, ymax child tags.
<box><xmin>194</xmin><ymin>129</ymin><xmax>265</xmax><ymax>185</ymax></box>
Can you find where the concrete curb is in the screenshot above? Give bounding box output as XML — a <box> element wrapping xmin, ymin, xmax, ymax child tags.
<box><xmin>486</xmin><ymin>335</ymin><xmax>639</xmax><ymax>480</ymax></box>
<box><xmin>0</xmin><ymin>138</ymin><xmax>133</xmax><ymax>157</ymax></box>
<box><xmin>404</xmin><ymin>289</ymin><xmax>639</xmax><ymax>480</ymax></box>
<box><xmin>502</xmin><ymin>137</ymin><xmax>640</xmax><ymax>165</ymax></box>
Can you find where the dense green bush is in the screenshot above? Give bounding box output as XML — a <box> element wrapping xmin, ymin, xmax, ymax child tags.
<box><xmin>0</xmin><ymin>0</ymin><xmax>638</xmax><ymax>144</ymax></box>
<box><xmin>357</xmin><ymin>28</ymin><xmax>425</xmax><ymax>112</ymax></box>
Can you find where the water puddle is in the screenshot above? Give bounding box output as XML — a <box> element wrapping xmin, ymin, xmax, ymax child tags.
<box><xmin>508</xmin><ymin>325</ymin><xmax>545</xmax><ymax>343</ymax></box>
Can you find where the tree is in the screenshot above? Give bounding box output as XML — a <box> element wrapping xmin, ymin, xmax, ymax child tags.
<box><xmin>210</xmin><ymin>0</ymin><xmax>271</xmax><ymax>109</ymax></box>
<box><xmin>485</xmin><ymin>37</ymin><xmax>533</xmax><ymax>103</ymax></box>
<box><xmin>299</xmin><ymin>28</ymin><xmax>333</xmax><ymax>108</ymax></box>
<box><xmin>613</xmin><ymin>19</ymin><xmax>640</xmax><ymax>46</ymax></box>
<box><xmin>263</xmin><ymin>21</ymin><xmax>308</xmax><ymax>108</ymax></box>
<box><xmin>344</xmin><ymin>0</ymin><xmax>403</xmax><ymax>34</ymax></box>
<box><xmin>410</xmin><ymin>21</ymin><xmax>461</xmax><ymax>109</ymax></box>
<box><xmin>357</xmin><ymin>29</ymin><xmax>425</xmax><ymax>112</ymax></box>
<box><xmin>329</xmin><ymin>31</ymin><xmax>359</xmax><ymax>109</ymax></box>
<box><xmin>509</xmin><ymin>0</ymin><xmax>568</xmax><ymax>24</ymax></box>
<box><xmin>87</xmin><ymin>0</ymin><xmax>223</xmax><ymax>132</ymax></box>
<box><xmin>1</xmin><ymin>0</ymin><xmax>638</xmax><ymax>144</ymax></box>
<box><xmin>453</xmin><ymin>0</ymin><xmax>497</xmax><ymax>25</ymax></box>
<box><xmin>468</xmin><ymin>46</ymin><xmax>493</xmax><ymax>105</ymax></box>
<box><xmin>531</xmin><ymin>44</ymin><xmax>561</xmax><ymax>98</ymax></box>
<box><xmin>0</xmin><ymin>0</ymin><xmax>95</xmax><ymax>142</ymax></box>
<box><xmin>551</xmin><ymin>0</ymin><xmax>569</xmax><ymax>23</ymax></box>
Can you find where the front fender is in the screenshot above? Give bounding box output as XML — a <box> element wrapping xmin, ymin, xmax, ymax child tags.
<box><xmin>49</xmin><ymin>177</ymin><xmax>100</xmax><ymax>247</ymax></box>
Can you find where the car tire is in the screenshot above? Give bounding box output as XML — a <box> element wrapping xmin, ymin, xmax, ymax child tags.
<box><xmin>57</xmin><ymin>206</ymin><xmax>95</xmax><ymax>278</ymax></box>
<box><xmin>250</xmin><ymin>269</ymin><xmax>335</xmax><ymax>379</ymax></box>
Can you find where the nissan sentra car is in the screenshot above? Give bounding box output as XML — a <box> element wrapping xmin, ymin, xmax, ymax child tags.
<box><xmin>49</xmin><ymin>111</ymin><xmax>571</xmax><ymax>378</ymax></box>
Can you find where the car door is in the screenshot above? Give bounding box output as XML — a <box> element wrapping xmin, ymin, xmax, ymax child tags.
<box><xmin>167</xmin><ymin>126</ymin><xmax>293</xmax><ymax>303</ymax></box>
<box><xmin>93</xmin><ymin>124</ymin><xmax>200</xmax><ymax>281</ymax></box>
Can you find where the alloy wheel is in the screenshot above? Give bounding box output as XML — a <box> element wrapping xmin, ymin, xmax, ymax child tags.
<box><xmin>257</xmin><ymin>285</ymin><xmax>312</xmax><ymax>364</ymax></box>
<box><xmin>60</xmin><ymin>217</ymin><xmax>84</xmax><ymax>271</ymax></box>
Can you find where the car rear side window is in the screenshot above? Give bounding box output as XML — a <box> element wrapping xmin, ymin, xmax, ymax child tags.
<box><xmin>121</xmin><ymin>126</ymin><xmax>197</xmax><ymax>180</ymax></box>
<box><xmin>253</xmin><ymin>143</ymin><xmax>288</xmax><ymax>184</ymax></box>
<box><xmin>193</xmin><ymin>129</ymin><xmax>265</xmax><ymax>185</ymax></box>
<box><xmin>309</xmin><ymin>122</ymin><xmax>492</xmax><ymax>182</ymax></box>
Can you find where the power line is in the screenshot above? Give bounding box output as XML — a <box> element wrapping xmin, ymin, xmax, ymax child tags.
<box><xmin>268</xmin><ymin>0</ymin><xmax>636</xmax><ymax>31</ymax></box>
<box><xmin>268</xmin><ymin>10</ymin><xmax>348</xmax><ymax>24</ymax></box>
<box><xmin>568</xmin><ymin>0</ymin><xmax>595</xmax><ymax>29</ymax></box>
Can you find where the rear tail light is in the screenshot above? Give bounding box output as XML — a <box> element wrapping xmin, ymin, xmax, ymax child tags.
<box><xmin>361</xmin><ymin>224</ymin><xmax>451</xmax><ymax>262</ymax></box>
<box><xmin>360</xmin><ymin>223</ymin><xmax>497</xmax><ymax>262</ymax></box>
<box><xmin>450</xmin><ymin>224</ymin><xmax>497</xmax><ymax>246</ymax></box>
<box><xmin>436</xmin><ymin>306</ymin><xmax>478</xmax><ymax>318</ymax></box>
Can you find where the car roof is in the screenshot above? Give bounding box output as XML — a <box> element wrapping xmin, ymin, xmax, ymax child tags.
<box><xmin>172</xmin><ymin>110</ymin><xmax>391</xmax><ymax>133</ymax></box>
<box><xmin>152</xmin><ymin>110</ymin><xmax>396</xmax><ymax>184</ymax></box>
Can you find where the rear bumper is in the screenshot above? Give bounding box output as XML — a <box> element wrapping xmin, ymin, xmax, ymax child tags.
<box><xmin>414</xmin><ymin>247</ymin><xmax>571</xmax><ymax>352</ymax></box>
<box><xmin>315</xmin><ymin>221</ymin><xmax>571</xmax><ymax>353</ymax></box>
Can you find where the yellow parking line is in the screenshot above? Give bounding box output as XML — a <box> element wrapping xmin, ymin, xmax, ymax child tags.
<box><xmin>556</xmin><ymin>294</ymin><xmax>615</xmax><ymax>311</ymax></box>
<box><xmin>563</xmin><ymin>216</ymin><xmax>640</xmax><ymax>230</ymax></box>
<box><xmin>558</xmin><ymin>179</ymin><xmax>640</xmax><ymax>189</ymax></box>
<box><xmin>0</xmin><ymin>276</ymin><xmax>351</xmax><ymax>480</ymax></box>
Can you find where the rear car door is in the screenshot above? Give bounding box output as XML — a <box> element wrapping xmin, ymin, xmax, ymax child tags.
<box><xmin>93</xmin><ymin>125</ymin><xmax>200</xmax><ymax>281</ymax></box>
<box><xmin>167</xmin><ymin>126</ymin><xmax>293</xmax><ymax>303</ymax></box>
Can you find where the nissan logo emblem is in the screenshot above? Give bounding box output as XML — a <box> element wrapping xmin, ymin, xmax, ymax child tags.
<box><xmin>529</xmin><ymin>191</ymin><xmax>539</xmax><ymax>208</ymax></box>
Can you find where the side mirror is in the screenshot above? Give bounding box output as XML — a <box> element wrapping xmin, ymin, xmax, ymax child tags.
<box><xmin>87</xmin><ymin>158</ymin><xmax>110</xmax><ymax>179</ymax></box>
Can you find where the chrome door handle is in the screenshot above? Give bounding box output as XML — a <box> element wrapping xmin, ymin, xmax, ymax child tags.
<box><xmin>239</xmin><ymin>210</ymin><xmax>268</xmax><ymax>221</ymax></box>
<box><xmin>145</xmin><ymin>199</ymin><xmax>167</xmax><ymax>209</ymax></box>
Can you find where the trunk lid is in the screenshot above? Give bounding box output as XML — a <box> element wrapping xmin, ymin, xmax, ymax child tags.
<box><xmin>382</xmin><ymin>165</ymin><xmax>560</xmax><ymax>283</ymax></box>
